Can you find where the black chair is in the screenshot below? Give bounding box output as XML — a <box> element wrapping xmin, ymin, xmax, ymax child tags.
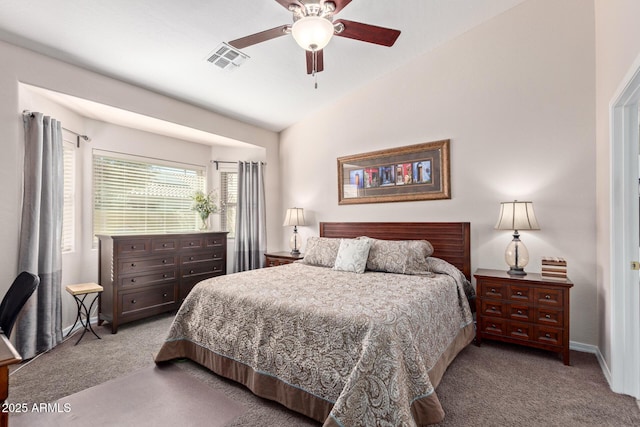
<box><xmin>0</xmin><ymin>272</ymin><xmax>39</xmax><ymax>338</ymax></box>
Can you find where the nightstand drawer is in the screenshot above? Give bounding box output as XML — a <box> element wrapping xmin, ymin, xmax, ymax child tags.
<box><xmin>481</xmin><ymin>300</ymin><xmax>504</xmax><ymax>317</ymax></box>
<box><xmin>508</xmin><ymin>285</ymin><xmax>532</xmax><ymax>303</ymax></box>
<box><xmin>479</xmin><ymin>317</ymin><xmax>506</xmax><ymax>336</ymax></box>
<box><xmin>535</xmin><ymin>326</ymin><xmax>563</xmax><ymax>346</ymax></box>
<box><xmin>507</xmin><ymin>304</ymin><xmax>533</xmax><ymax>322</ymax></box>
<box><xmin>535</xmin><ymin>288</ymin><xmax>563</xmax><ymax>307</ymax></box>
<box><xmin>535</xmin><ymin>307</ymin><xmax>563</xmax><ymax>327</ymax></box>
<box><xmin>508</xmin><ymin>321</ymin><xmax>532</xmax><ymax>341</ymax></box>
<box><xmin>478</xmin><ymin>282</ymin><xmax>505</xmax><ymax>299</ymax></box>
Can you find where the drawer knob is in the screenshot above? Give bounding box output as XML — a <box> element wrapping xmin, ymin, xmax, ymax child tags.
<box><xmin>131</xmin><ymin>245</ymin><xmax>136</xmax><ymax>249</ymax></box>
<box><xmin>517</xmin><ymin>310</ymin><xmax>523</xmax><ymax>315</ymax></box>
<box><xmin>163</xmin><ymin>293</ymin><xmax>168</xmax><ymax>298</ymax></box>
<box><xmin>491</xmin><ymin>288</ymin><xmax>496</xmax><ymax>293</ymax></box>
<box><xmin>162</xmin><ymin>259</ymin><xmax>167</xmax><ymax>264</ymax></box>
<box><xmin>190</xmin><ymin>270</ymin><xmax>194</xmax><ymax>274</ymax></box>
<box><xmin>131</xmin><ymin>278</ymin><xmax>136</xmax><ymax>283</ymax></box>
<box><xmin>189</xmin><ymin>242</ymin><xmax>194</xmax><ymax>246</ymax></box>
<box><xmin>190</xmin><ymin>256</ymin><xmax>194</xmax><ymax>261</ymax></box>
<box><xmin>545</xmin><ymin>333</ymin><xmax>551</xmax><ymax>338</ymax></box>
<box><xmin>131</xmin><ymin>263</ymin><xmax>136</xmax><ymax>267</ymax></box>
<box><xmin>516</xmin><ymin>291</ymin><xmax>522</xmax><ymax>296</ymax></box>
<box><xmin>131</xmin><ymin>299</ymin><xmax>136</xmax><ymax>304</ymax></box>
<box><xmin>545</xmin><ymin>314</ymin><xmax>551</xmax><ymax>319</ymax></box>
<box><xmin>545</xmin><ymin>295</ymin><xmax>551</xmax><ymax>300</ymax></box>
<box><xmin>517</xmin><ymin>328</ymin><xmax>523</xmax><ymax>333</ymax></box>
<box><xmin>163</xmin><ymin>274</ymin><xmax>168</xmax><ymax>278</ymax></box>
<box><xmin>163</xmin><ymin>243</ymin><xmax>167</xmax><ymax>247</ymax></box>
<box><xmin>491</xmin><ymin>324</ymin><xmax>496</xmax><ymax>328</ymax></box>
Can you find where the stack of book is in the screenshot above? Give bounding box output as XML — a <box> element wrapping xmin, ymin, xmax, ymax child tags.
<box><xmin>541</xmin><ymin>257</ymin><xmax>567</xmax><ymax>280</ymax></box>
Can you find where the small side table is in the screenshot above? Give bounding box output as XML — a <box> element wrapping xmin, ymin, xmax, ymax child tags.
<box><xmin>264</xmin><ymin>251</ymin><xmax>304</xmax><ymax>267</ymax></box>
<box><xmin>65</xmin><ymin>283</ymin><xmax>103</xmax><ymax>345</ymax></box>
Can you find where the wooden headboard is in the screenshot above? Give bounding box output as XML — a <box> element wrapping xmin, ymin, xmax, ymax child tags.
<box><xmin>319</xmin><ymin>222</ymin><xmax>471</xmax><ymax>280</ymax></box>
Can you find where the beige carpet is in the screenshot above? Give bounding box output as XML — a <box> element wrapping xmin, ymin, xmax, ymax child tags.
<box><xmin>11</xmin><ymin>364</ymin><xmax>243</xmax><ymax>427</ymax></box>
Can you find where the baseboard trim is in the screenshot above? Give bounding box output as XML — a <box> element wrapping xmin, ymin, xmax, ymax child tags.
<box><xmin>570</xmin><ymin>341</ymin><xmax>613</xmax><ymax>389</ymax></box>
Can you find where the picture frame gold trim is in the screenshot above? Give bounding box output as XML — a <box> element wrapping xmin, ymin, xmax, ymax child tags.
<box><xmin>337</xmin><ymin>139</ymin><xmax>450</xmax><ymax>205</ymax></box>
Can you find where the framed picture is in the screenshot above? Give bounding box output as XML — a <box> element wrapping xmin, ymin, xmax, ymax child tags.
<box><xmin>337</xmin><ymin>139</ymin><xmax>450</xmax><ymax>205</ymax></box>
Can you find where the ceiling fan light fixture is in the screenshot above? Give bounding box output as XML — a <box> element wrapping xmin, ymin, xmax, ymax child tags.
<box><xmin>291</xmin><ymin>16</ymin><xmax>334</xmax><ymax>51</ymax></box>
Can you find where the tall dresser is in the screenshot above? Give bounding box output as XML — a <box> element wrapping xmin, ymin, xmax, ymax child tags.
<box><xmin>97</xmin><ymin>231</ymin><xmax>227</xmax><ymax>333</ymax></box>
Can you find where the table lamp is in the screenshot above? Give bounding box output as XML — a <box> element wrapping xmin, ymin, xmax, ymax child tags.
<box><xmin>283</xmin><ymin>208</ymin><xmax>305</xmax><ymax>255</ymax></box>
<box><xmin>495</xmin><ymin>200</ymin><xmax>540</xmax><ymax>276</ymax></box>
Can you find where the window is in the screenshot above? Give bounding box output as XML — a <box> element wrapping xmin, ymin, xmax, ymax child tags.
<box><xmin>62</xmin><ymin>141</ymin><xmax>75</xmax><ymax>253</ymax></box>
<box><xmin>93</xmin><ymin>151</ymin><xmax>205</xmax><ymax>240</ymax></box>
<box><xmin>220</xmin><ymin>171</ymin><xmax>237</xmax><ymax>238</ymax></box>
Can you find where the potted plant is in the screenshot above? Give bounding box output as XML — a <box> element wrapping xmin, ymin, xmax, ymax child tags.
<box><xmin>191</xmin><ymin>190</ymin><xmax>218</xmax><ymax>230</ymax></box>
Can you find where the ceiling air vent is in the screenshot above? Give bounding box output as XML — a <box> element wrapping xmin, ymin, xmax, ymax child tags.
<box><xmin>206</xmin><ymin>43</ymin><xmax>249</xmax><ymax>71</ymax></box>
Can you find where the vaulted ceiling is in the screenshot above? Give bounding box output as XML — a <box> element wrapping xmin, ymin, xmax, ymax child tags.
<box><xmin>0</xmin><ymin>0</ymin><xmax>526</xmax><ymax>132</ymax></box>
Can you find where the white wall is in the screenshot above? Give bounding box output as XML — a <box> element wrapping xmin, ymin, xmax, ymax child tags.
<box><xmin>280</xmin><ymin>0</ymin><xmax>597</xmax><ymax>345</ymax></box>
<box><xmin>594</xmin><ymin>0</ymin><xmax>640</xmax><ymax>370</ymax></box>
<box><xmin>0</xmin><ymin>40</ymin><xmax>279</xmax><ymax>333</ymax></box>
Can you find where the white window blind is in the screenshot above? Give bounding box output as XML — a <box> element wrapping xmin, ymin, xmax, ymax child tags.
<box><xmin>220</xmin><ymin>171</ymin><xmax>237</xmax><ymax>238</ymax></box>
<box><xmin>62</xmin><ymin>141</ymin><xmax>75</xmax><ymax>253</ymax></box>
<box><xmin>93</xmin><ymin>151</ymin><xmax>205</xmax><ymax>238</ymax></box>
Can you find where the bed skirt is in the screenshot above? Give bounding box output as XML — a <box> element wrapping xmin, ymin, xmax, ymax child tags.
<box><xmin>155</xmin><ymin>322</ymin><xmax>474</xmax><ymax>426</ymax></box>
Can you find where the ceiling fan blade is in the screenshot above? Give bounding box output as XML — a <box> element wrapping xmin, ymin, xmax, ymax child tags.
<box><xmin>305</xmin><ymin>49</ymin><xmax>324</xmax><ymax>75</ymax></box>
<box><xmin>330</xmin><ymin>0</ymin><xmax>353</xmax><ymax>14</ymax></box>
<box><xmin>334</xmin><ymin>19</ymin><xmax>401</xmax><ymax>47</ymax></box>
<box><xmin>228</xmin><ymin>25</ymin><xmax>290</xmax><ymax>49</ymax></box>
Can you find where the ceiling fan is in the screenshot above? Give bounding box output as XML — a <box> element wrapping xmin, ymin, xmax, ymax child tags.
<box><xmin>228</xmin><ymin>0</ymin><xmax>401</xmax><ymax>85</ymax></box>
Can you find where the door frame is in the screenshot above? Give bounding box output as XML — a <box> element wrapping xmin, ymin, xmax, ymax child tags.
<box><xmin>610</xmin><ymin>54</ymin><xmax>640</xmax><ymax>399</ymax></box>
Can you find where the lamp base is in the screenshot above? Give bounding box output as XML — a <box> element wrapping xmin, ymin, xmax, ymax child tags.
<box><xmin>507</xmin><ymin>266</ymin><xmax>527</xmax><ymax>276</ymax></box>
<box><xmin>290</xmin><ymin>249</ymin><xmax>300</xmax><ymax>256</ymax></box>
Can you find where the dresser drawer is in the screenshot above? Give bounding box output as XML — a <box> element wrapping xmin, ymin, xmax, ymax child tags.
<box><xmin>116</xmin><ymin>238</ymin><xmax>151</xmax><ymax>257</ymax></box>
<box><xmin>480</xmin><ymin>300</ymin><xmax>504</xmax><ymax>318</ymax></box>
<box><xmin>535</xmin><ymin>307</ymin><xmax>563</xmax><ymax>327</ymax></box>
<box><xmin>118</xmin><ymin>256</ymin><xmax>177</xmax><ymax>275</ymax></box>
<box><xmin>118</xmin><ymin>269</ymin><xmax>176</xmax><ymax>288</ymax></box>
<box><xmin>182</xmin><ymin>261</ymin><xmax>225</xmax><ymax>279</ymax></box>
<box><xmin>535</xmin><ymin>288</ymin><xmax>563</xmax><ymax>307</ymax></box>
<box><xmin>479</xmin><ymin>317</ymin><xmax>506</xmax><ymax>336</ymax></box>
<box><xmin>152</xmin><ymin>238</ymin><xmax>179</xmax><ymax>252</ymax></box>
<box><xmin>181</xmin><ymin>250</ymin><xmax>224</xmax><ymax>265</ymax></box>
<box><xmin>507</xmin><ymin>303</ymin><xmax>533</xmax><ymax>322</ymax></box>
<box><xmin>535</xmin><ymin>326</ymin><xmax>563</xmax><ymax>346</ymax></box>
<box><xmin>478</xmin><ymin>282</ymin><xmax>506</xmax><ymax>299</ymax></box>
<box><xmin>120</xmin><ymin>284</ymin><xmax>176</xmax><ymax>315</ymax></box>
<box><xmin>205</xmin><ymin>235</ymin><xmax>226</xmax><ymax>248</ymax></box>
<box><xmin>180</xmin><ymin>237</ymin><xmax>204</xmax><ymax>250</ymax></box>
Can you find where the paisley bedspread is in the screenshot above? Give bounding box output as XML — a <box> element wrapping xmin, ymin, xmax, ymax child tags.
<box><xmin>155</xmin><ymin>260</ymin><xmax>474</xmax><ymax>426</ymax></box>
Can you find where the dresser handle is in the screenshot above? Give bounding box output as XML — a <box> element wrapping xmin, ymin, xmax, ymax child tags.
<box><xmin>162</xmin><ymin>243</ymin><xmax>167</xmax><ymax>247</ymax></box>
<box><xmin>190</xmin><ymin>256</ymin><xmax>194</xmax><ymax>261</ymax></box>
<box><xmin>516</xmin><ymin>291</ymin><xmax>522</xmax><ymax>296</ymax></box>
<box><xmin>131</xmin><ymin>299</ymin><xmax>136</xmax><ymax>304</ymax></box>
<box><xmin>131</xmin><ymin>263</ymin><xmax>136</xmax><ymax>267</ymax></box>
<box><xmin>131</xmin><ymin>245</ymin><xmax>136</xmax><ymax>250</ymax></box>
<box><xmin>517</xmin><ymin>310</ymin><xmax>523</xmax><ymax>315</ymax></box>
<box><xmin>545</xmin><ymin>333</ymin><xmax>551</xmax><ymax>338</ymax></box>
<box><xmin>517</xmin><ymin>328</ymin><xmax>523</xmax><ymax>333</ymax></box>
<box><xmin>490</xmin><ymin>288</ymin><xmax>496</xmax><ymax>293</ymax></box>
<box><xmin>162</xmin><ymin>259</ymin><xmax>167</xmax><ymax>264</ymax></box>
<box><xmin>163</xmin><ymin>293</ymin><xmax>168</xmax><ymax>298</ymax></box>
<box><xmin>131</xmin><ymin>278</ymin><xmax>136</xmax><ymax>283</ymax></box>
<box><xmin>189</xmin><ymin>242</ymin><xmax>194</xmax><ymax>246</ymax></box>
<box><xmin>190</xmin><ymin>270</ymin><xmax>194</xmax><ymax>274</ymax></box>
<box><xmin>163</xmin><ymin>274</ymin><xmax>168</xmax><ymax>278</ymax></box>
<box><xmin>545</xmin><ymin>295</ymin><xmax>551</xmax><ymax>300</ymax></box>
<box><xmin>491</xmin><ymin>324</ymin><xmax>496</xmax><ymax>328</ymax></box>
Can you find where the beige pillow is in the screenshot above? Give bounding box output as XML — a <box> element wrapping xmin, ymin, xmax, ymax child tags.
<box><xmin>302</xmin><ymin>237</ymin><xmax>341</xmax><ymax>268</ymax></box>
<box><xmin>365</xmin><ymin>238</ymin><xmax>434</xmax><ymax>274</ymax></box>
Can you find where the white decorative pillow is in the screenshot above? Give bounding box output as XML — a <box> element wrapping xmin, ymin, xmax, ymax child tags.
<box><xmin>333</xmin><ymin>238</ymin><xmax>372</xmax><ymax>274</ymax></box>
<box><xmin>302</xmin><ymin>237</ymin><xmax>341</xmax><ymax>268</ymax></box>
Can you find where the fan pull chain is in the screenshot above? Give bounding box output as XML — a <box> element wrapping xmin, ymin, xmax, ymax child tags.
<box><xmin>312</xmin><ymin>49</ymin><xmax>318</xmax><ymax>89</ymax></box>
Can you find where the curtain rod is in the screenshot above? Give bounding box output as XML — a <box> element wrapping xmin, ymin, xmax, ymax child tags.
<box><xmin>210</xmin><ymin>160</ymin><xmax>266</xmax><ymax>170</ymax></box>
<box><xmin>22</xmin><ymin>110</ymin><xmax>91</xmax><ymax>147</ymax></box>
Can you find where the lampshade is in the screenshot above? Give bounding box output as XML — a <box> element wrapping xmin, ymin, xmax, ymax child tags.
<box><xmin>495</xmin><ymin>201</ymin><xmax>539</xmax><ymax>276</ymax></box>
<box><xmin>291</xmin><ymin>16</ymin><xmax>334</xmax><ymax>51</ymax></box>
<box><xmin>283</xmin><ymin>208</ymin><xmax>306</xmax><ymax>227</ymax></box>
<box><xmin>495</xmin><ymin>201</ymin><xmax>540</xmax><ymax>231</ymax></box>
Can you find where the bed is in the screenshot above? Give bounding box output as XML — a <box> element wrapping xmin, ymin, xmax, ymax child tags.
<box><xmin>155</xmin><ymin>222</ymin><xmax>474</xmax><ymax>426</ymax></box>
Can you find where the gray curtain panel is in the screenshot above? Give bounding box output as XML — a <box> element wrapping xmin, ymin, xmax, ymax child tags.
<box><xmin>16</xmin><ymin>112</ymin><xmax>64</xmax><ymax>359</ymax></box>
<box><xmin>233</xmin><ymin>161</ymin><xmax>266</xmax><ymax>272</ymax></box>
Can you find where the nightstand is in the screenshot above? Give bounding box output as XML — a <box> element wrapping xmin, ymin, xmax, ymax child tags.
<box><xmin>264</xmin><ymin>251</ymin><xmax>304</xmax><ymax>267</ymax></box>
<box><xmin>474</xmin><ymin>268</ymin><xmax>573</xmax><ymax>365</ymax></box>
